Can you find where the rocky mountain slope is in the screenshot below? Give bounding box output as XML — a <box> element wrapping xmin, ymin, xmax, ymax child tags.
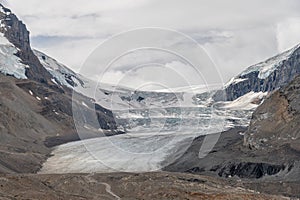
<box><xmin>165</xmin><ymin>75</ymin><xmax>300</xmax><ymax>198</ymax></box>
<box><xmin>0</xmin><ymin>4</ymin><xmax>118</xmax><ymax>173</ymax></box>
<box><xmin>245</xmin><ymin>75</ymin><xmax>300</xmax><ymax>149</ymax></box>
<box><xmin>214</xmin><ymin>44</ymin><xmax>300</xmax><ymax>101</ymax></box>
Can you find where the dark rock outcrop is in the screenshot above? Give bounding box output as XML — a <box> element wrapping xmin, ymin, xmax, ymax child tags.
<box><xmin>0</xmin><ymin>4</ymin><xmax>53</xmax><ymax>83</ymax></box>
<box><xmin>217</xmin><ymin>162</ymin><xmax>285</xmax><ymax>179</ymax></box>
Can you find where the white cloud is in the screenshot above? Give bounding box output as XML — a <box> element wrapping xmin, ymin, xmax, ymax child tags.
<box><xmin>276</xmin><ymin>17</ymin><xmax>300</xmax><ymax>52</ymax></box>
<box><xmin>33</xmin><ymin>37</ymin><xmax>105</xmax><ymax>72</ymax></box>
<box><xmin>99</xmin><ymin>61</ymin><xmax>206</xmax><ymax>90</ymax></box>
<box><xmin>204</xmin><ymin>26</ymin><xmax>279</xmax><ymax>79</ymax></box>
<box><xmin>5</xmin><ymin>0</ymin><xmax>300</xmax><ymax>88</ymax></box>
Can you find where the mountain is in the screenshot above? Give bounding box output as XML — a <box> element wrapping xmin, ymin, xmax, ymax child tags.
<box><xmin>214</xmin><ymin>44</ymin><xmax>300</xmax><ymax>101</ymax></box>
<box><xmin>0</xmin><ymin>4</ymin><xmax>119</xmax><ymax>173</ymax></box>
<box><xmin>165</xmin><ymin>73</ymin><xmax>300</xmax><ymax>198</ymax></box>
<box><xmin>0</xmin><ymin>3</ymin><xmax>298</xmax><ymax>198</ymax></box>
<box><xmin>162</xmin><ymin>35</ymin><xmax>300</xmax><ymax>198</ymax></box>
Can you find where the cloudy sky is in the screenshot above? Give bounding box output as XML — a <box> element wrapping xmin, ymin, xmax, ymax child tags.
<box><xmin>3</xmin><ymin>0</ymin><xmax>300</xmax><ymax>89</ymax></box>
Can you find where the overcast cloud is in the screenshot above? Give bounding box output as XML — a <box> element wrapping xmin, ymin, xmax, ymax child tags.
<box><xmin>3</xmin><ymin>0</ymin><xmax>300</xmax><ymax>88</ymax></box>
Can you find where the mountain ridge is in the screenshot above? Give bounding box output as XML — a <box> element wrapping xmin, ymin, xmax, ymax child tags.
<box><xmin>214</xmin><ymin>43</ymin><xmax>300</xmax><ymax>101</ymax></box>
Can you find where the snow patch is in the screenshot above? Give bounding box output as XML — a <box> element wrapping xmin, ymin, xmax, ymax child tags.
<box><xmin>83</xmin><ymin>125</ymin><xmax>92</xmax><ymax>130</ymax></box>
<box><xmin>51</xmin><ymin>78</ymin><xmax>58</xmax><ymax>85</ymax></box>
<box><xmin>0</xmin><ymin>6</ymin><xmax>4</xmax><ymax>14</ymax></box>
<box><xmin>0</xmin><ymin>6</ymin><xmax>10</xmax><ymax>16</ymax></box>
<box><xmin>0</xmin><ymin>6</ymin><xmax>10</xmax><ymax>15</ymax></box>
<box><xmin>0</xmin><ymin>33</ymin><xmax>9</xmax><ymax>45</ymax></box>
<box><xmin>53</xmin><ymin>110</ymin><xmax>59</xmax><ymax>115</ymax></box>
<box><xmin>241</xmin><ymin>44</ymin><xmax>300</xmax><ymax>79</ymax></box>
<box><xmin>225</xmin><ymin>77</ymin><xmax>248</xmax><ymax>88</ymax></box>
<box><xmin>0</xmin><ymin>34</ymin><xmax>28</xmax><ymax>79</ymax></box>
<box><xmin>82</xmin><ymin>101</ymin><xmax>89</xmax><ymax>108</ymax></box>
<box><xmin>222</xmin><ymin>91</ymin><xmax>267</xmax><ymax>110</ymax></box>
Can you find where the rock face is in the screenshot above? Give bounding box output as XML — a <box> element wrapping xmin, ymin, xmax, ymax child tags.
<box><xmin>244</xmin><ymin>75</ymin><xmax>300</xmax><ymax>149</ymax></box>
<box><xmin>214</xmin><ymin>45</ymin><xmax>300</xmax><ymax>101</ymax></box>
<box><xmin>217</xmin><ymin>162</ymin><xmax>285</xmax><ymax>179</ymax></box>
<box><xmin>0</xmin><ymin>4</ymin><xmax>53</xmax><ymax>83</ymax></box>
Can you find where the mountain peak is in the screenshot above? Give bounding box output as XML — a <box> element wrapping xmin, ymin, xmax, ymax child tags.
<box><xmin>0</xmin><ymin>3</ymin><xmax>54</xmax><ymax>83</ymax></box>
<box><xmin>214</xmin><ymin>43</ymin><xmax>300</xmax><ymax>101</ymax></box>
<box><xmin>240</xmin><ymin>43</ymin><xmax>300</xmax><ymax>80</ymax></box>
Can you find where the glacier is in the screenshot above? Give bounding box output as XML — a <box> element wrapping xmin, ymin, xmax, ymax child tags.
<box><xmin>40</xmin><ymin>85</ymin><xmax>256</xmax><ymax>173</ymax></box>
<box><xmin>0</xmin><ymin>33</ymin><xmax>29</xmax><ymax>79</ymax></box>
<box><xmin>34</xmin><ymin>47</ymin><xmax>264</xmax><ymax>174</ymax></box>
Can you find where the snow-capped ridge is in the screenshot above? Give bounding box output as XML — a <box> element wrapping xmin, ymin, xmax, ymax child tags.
<box><xmin>241</xmin><ymin>43</ymin><xmax>300</xmax><ymax>79</ymax></box>
<box><xmin>223</xmin><ymin>43</ymin><xmax>300</xmax><ymax>90</ymax></box>
<box><xmin>225</xmin><ymin>43</ymin><xmax>300</xmax><ymax>88</ymax></box>
<box><xmin>34</xmin><ymin>49</ymin><xmax>86</xmax><ymax>89</ymax></box>
<box><xmin>217</xmin><ymin>43</ymin><xmax>300</xmax><ymax>101</ymax></box>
